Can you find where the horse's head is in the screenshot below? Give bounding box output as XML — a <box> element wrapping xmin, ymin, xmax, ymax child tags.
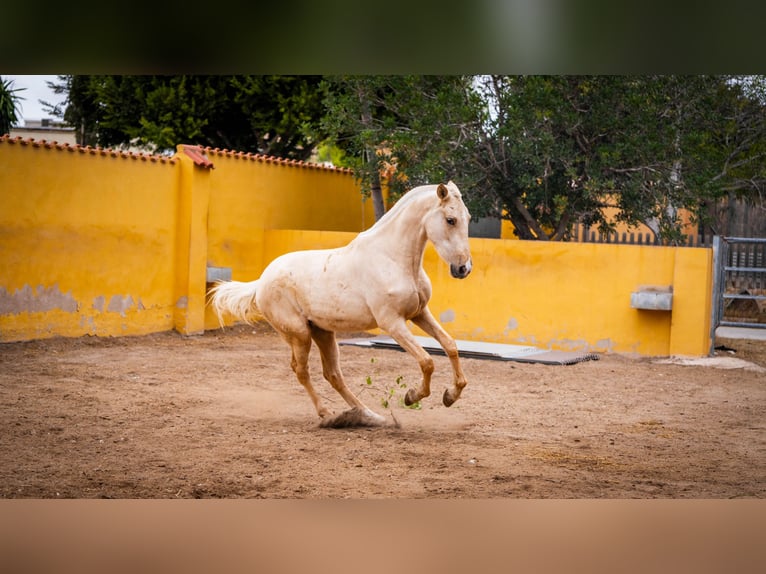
<box><xmin>425</xmin><ymin>181</ymin><xmax>473</xmax><ymax>279</ymax></box>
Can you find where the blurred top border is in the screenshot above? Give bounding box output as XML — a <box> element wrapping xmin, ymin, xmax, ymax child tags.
<box><xmin>2</xmin><ymin>1</ymin><xmax>764</xmax><ymax>74</ymax></box>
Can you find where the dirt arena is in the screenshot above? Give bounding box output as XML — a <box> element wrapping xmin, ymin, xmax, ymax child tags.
<box><xmin>1</xmin><ymin>323</ymin><xmax>764</xmax><ymax>498</ymax></box>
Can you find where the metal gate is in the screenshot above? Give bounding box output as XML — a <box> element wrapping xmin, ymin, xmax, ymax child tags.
<box><xmin>711</xmin><ymin>236</ymin><xmax>766</xmax><ymax>332</ymax></box>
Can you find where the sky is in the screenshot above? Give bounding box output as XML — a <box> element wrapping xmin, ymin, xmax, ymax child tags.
<box><xmin>4</xmin><ymin>75</ymin><xmax>64</xmax><ymax>124</ymax></box>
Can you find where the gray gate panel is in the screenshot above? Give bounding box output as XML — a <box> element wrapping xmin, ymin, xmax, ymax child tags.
<box><xmin>713</xmin><ymin>236</ymin><xmax>766</xmax><ymax>336</ymax></box>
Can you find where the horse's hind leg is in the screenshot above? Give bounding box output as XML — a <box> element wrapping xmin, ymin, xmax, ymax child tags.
<box><xmin>411</xmin><ymin>308</ymin><xmax>468</xmax><ymax>407</ymax></box>
<box><xmin>285</xmin><ymin>332</ymin><xmax>331</xmax><ymax>419</ymax></box>
<box><xmin>310</xmin><ymin>326</ymin><xmax>386</xmax><ymax>425</ymax></box>
<box><xmin>309</xmin><ymin>326</ymin><xmax>364</xmax><ymax>409</ymax></box>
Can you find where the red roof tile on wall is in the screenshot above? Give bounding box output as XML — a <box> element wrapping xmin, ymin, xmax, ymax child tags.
<box><xmin>1</xmin><ymin>135</ymin><xmax>353</xmax><ymax>174</ymax></box>
<box><xmin>0</xmin><ymin>135</ymin><xmax>177</xmax><ymax>164</ymax></box>
<box><xmin>200</xmin><ymin>145</ymin><xmax>354</xmax><ymax>174</ymax></box>
<box><xmin>181</xmin><ymin>145</ymin><xmax>214</xmax><ymax>169</ymax></box>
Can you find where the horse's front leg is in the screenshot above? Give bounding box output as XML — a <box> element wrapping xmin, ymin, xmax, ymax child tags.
<box><xmin>411</xmin><ymin>308</ymin><xmax>468</xmax><ymax>407</ymax></box>
<box><xmin>382</xmin><ymin>319</ymin><xmax>435</xmax><ymax>405</ymax></box>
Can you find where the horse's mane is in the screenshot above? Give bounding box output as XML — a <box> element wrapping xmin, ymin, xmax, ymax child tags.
<box><xmin>360</xmin><ymin>183</ymin><xmax>458</xmax><ymax>236</ymax></box>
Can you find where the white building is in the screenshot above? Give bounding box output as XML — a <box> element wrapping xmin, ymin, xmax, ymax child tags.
<box><xmin>10</xmin><ymin>119</ymin><xmax>76</xmax><ymax>144</ymax></box>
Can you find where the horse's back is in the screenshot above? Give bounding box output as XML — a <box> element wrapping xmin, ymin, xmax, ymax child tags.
<box><xmin>257</xmin><ymin>247</ymin><xmax>379</xmax><ymax>333</ymax></box>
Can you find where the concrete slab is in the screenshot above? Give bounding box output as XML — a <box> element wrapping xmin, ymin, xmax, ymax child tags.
<box><xmin>657</xmin><ymin>355</ymin><xmax>766</xmax><ymax>373</ymax></box>
<box><xmin>716</xmin><ymin>326</ymin><xmax>766</xmax><ymax>341</ymax></box>
<box><xmin>339</xmin><ymin>336</ymin><xmax>600</xmax><ymax>365</ymax></box>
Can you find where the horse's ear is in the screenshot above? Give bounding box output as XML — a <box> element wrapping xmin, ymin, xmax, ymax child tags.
<box><xmin>436</xmin><ymin>183</ymin><xmax>449</xmax><ymax>201</ymax></box>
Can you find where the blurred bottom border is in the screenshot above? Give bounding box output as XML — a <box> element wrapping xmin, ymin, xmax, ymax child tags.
<box><xmin>1</xmin><ymin>499</ymin><xmax>763</xmax><ymax>574</ymax></box>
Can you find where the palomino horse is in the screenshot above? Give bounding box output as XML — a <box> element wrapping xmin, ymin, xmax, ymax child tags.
<box><xmin>209</xmin><ymin>181</ymin><xmax>472</xmax><ymax>427</ymax></box>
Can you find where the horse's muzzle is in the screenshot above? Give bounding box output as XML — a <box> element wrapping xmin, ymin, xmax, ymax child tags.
<box><xmin>450</xmin><ymin>259</ymin><xmax>472</xmax><ymax>279</ymax></box>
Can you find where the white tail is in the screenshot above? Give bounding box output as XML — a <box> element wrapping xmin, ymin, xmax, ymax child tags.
<box><xmin>208</xmin><ymin>280</ymin><xmax>260</xmax><ymax>325</ymax></box>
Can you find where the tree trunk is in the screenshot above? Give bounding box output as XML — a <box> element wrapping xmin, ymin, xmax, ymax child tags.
<box><xmin>359</xmin><ymin>90</ymin><xmax>386</xmax><ymax>221</ymax></box>
<box><xmin>370</xmin><ymin>171</ymin><xmax>386</xmax><ymax>221</ymax></box>
<box><xmin>510</xmin><ymin>196</ymin><xmax>551</xmax><ymax>240</ymax></box>
<box><xmin>506</xmin><ymin>208</ymin><xmax>536</xmax><ymax>240</ymax></box>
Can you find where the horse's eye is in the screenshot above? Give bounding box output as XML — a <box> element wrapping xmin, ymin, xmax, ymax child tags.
<box><xmin>446</xmin><ymin>217</ymin><xmax>457</xmax><ymax>226</ymax></box>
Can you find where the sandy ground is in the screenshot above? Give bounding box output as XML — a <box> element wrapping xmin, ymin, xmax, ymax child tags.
<box><xmin>1</xmin><ymin>324</ymin><xmax>764</xmax><ymax>498</ymax></box>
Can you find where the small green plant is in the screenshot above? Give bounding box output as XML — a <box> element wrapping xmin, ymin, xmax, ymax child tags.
<box><xmin>361</xmin><ymin>358</ymin><xmax>421</xmax><ymax>411</ymax></box>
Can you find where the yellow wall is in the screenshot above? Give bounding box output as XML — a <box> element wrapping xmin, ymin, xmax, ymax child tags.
<box><xmin>425</xmin><ymin>239</ymin><xmax>712</xmax><ymax>357</ymax></box>
<box><xmin>0</xmin><ymin>140</ymin><xmax>375</xmax><ymax>341</ymax></box>
<box><xmin>252</xmin><ymin>230</ymin><xmax>713</xmax><ymax>357</ymax></box>
<box><xmin>1</xmin><ymin>136</ymin><xmax>714</xmax><ymax>356</ymax></box>
<box><xmin>0</xmin><ymin>139</ymin><xmax>180</xmax><ymax>341</ymax></box>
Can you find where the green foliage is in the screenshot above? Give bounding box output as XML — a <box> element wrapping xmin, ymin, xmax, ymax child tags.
<box><xmin>313</xmin><ymin>141</ymin><xmax>348</xmax><ymax>166</ymax></box>
<box><xmin>42</xmin><ymin>75</ymin><xmax>101</xmax><ymax>147</ymax></box>
<box><xmin>0</xmin><ymin>77</ymin><xmax>25</xmax><ymax>135</ymax></box>
<box><xmin>321</xmin><ymin>75</ymin><xmax>481</xmax><ymax>205</ymax></box>
<box><xmin>44</xmin><ymin>75</ymin><xmax>328</xmax><ymax>158</ymax></box>
<box><xmin>322</xmin><ymin>75</ymin><xmax>766</xmax><ymax>243</ymax></box>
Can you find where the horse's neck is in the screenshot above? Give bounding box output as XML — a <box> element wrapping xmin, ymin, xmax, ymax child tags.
<box><xmin>356</xmin><ymin>194</ymin><xmax>431</xmax><ymax>271</ymax></box>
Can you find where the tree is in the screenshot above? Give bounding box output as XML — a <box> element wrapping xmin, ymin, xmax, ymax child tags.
<box><xmin>323</xmin><ymin>75</ymin><xmax>766</xmax><ymax>242</ymax></box>
<box><xmin>472</xmin><ymin>75</ymin><xmax>611</xmax><ymax>240</ymax></box>
<box><xmin>473</xmin><ymin>75</ymin><xmax>766</xmax><ymax>242</ymax></box>
<box><xmin>688</xmin><ymin>76</ymin><xmax>766</xmax><ymax>235</ymax></box>
<box><xmin>0</xmin><ymin>76</ymin><xmax>25</xmax><ymax>135</ymax></box>
<box><xmin>43</xmin><ymin>75</ymin><xmax>102</xmax><ymax>146</ymax></box>
<box><xmin>321</xmin><ymin>76</ymin><xmax>482</xmax><ymax>219</ymax></box>
<box><xmin>601</xmin><ymin>76</ymin><xmax>766</xmax><ymax>242</ymax></box>
<box><xmin>43</xmin><ymin>75</ymin><xmax>328</xmax><ymax>159</ymax></box>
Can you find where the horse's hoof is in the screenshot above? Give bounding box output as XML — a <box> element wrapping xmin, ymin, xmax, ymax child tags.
<box><xmin>404</xmin><ymin>388</ymin><xmax>419</xmax><ymax>406</ymax></box>
<box><xmin>443</xmin><ymin>389</ymin><xmax>456</xmax><ymax>407</ymax></box>
<box><xmin>319</xmin><ymin>407</ymin><xmax>386</xmax><ymax>429</ymax></box>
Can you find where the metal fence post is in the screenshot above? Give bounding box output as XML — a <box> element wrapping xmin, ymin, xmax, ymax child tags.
<box><xmin>709</xmin><ymin>236</ymin><xmax>722</xmax><ymax>355</ymax></box>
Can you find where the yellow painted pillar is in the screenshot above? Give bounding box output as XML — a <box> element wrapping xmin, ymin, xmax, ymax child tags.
<box><xmin>668</xmin><ymin>247</ymin><xmax>714</xmax><ymax>356</ymax></box>
<box><xmin>174</xmin><ymin>145</ymin><xmax>213</xmax><ymax>335</ymax></box>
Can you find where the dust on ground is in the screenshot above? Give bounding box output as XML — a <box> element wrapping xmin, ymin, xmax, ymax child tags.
<box><xmin>1</xmin><ymin>324</ymin><xmax>764</xmax><ymax>498</ymax></box>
